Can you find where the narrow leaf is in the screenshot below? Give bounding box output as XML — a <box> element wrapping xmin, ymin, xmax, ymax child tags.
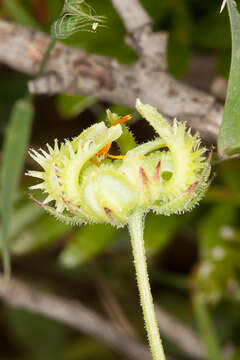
<box><xmin>193</xmin><ymin>294</ymin><xmax>224</xmax><ymax>360</ymax></box>
<box><xmin>11</xmin><ymin>215</ymin><xmax>69</xmax><ymax>256</ymax></box>
<box><xmin>0</xmin><ymin>201</ymin><xmax>42</xmax><ymax>247</ymax></box>
<box><xmin>56</xmin><ymin>94</ymin><xmax>96</xmax><ymax>119</ymax></box>
<box><xmin>144</xmin><ymin>213</ymin><xmax>183</xmax><ymax>256</ymax></box>
<box><xmin>1</xmin><ymin>97</ymin><xmax>34</xmax><ymax>275</ymax></box>
<box><xmin>218</xmin><ymin>0</ymin><xmax>240</xmax><ymax>157</ymax></box>
<box><xmin>59</xmin><ymin>224</ymin><xmax>118</xmax><ymax>267</ymax></box>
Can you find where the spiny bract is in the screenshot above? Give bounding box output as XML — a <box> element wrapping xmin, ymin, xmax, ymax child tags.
<box><xmin>52</xmin><ymin>0</ymin><xmax>105</xmax><ymax>39</ymax></box>
<box><xmin>27</xmin><ymin>100</ymin><xmax>211</xmax><ymax>227</ymax></box>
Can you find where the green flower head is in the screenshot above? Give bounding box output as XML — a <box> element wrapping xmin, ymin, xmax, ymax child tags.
<box><xmin>27</xmin><ymin>100</ymin><xmax>211</xmax><ymax>227</ymax></box>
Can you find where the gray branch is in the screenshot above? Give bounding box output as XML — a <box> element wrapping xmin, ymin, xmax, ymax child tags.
<box><xmin>0</xmin><ymin>19</ymin><xmax>223</xmax><ymax>142</ymax></box>
<box><xmin>111</xmin><ymin>0</ymin><xmax>168</xmax><ymax>65</ymax></box>
<box><xmin>156</xmin><ymin>306</ymin><xmax>205</xmax><ymax>359</ymax></box>
<box><xmin>0</xmin><ymin>275</ymin><xmax>152</xmax><ymax>360</ymax></box>
<box><xmin>111</xmin><ymin>0</ymin><xmax>152</xmax><ymax>36</ymax></box>
<box><xmin>0</xmin><ymin>274</ymin><xmax>208</xmax><ymax>359</ymax></box>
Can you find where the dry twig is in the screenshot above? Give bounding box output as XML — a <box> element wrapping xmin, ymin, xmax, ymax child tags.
<box><xmin>155</xmin><ymin>306</ymin><xmax>205</xmax><ymax>359</ymax></box>
<box><xmin>0</xmin><ymin>274</ymin><xmax>152</xmax><ymax>360</ymax></box>
<box><xmin>0</xmin><ymin>10</ymin><xmax>223</xmax><ymax>142</ymax></box>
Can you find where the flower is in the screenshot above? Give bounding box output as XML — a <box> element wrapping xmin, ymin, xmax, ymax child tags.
<box><xmin>52</xmin><ymin>0</ymin><xmax>105</xmax><ymax>39</ymax></box>
<box><xmin>27</xmin><ymin>100</ymin><xmax>211</xmax><ymax>227</ymax></box>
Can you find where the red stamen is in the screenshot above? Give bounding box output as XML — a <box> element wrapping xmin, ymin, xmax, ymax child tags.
<box><xmin>31</xmin><ymin>196</ymin><xmax>45</xmax><ymax>209</ymax></box>
<box><xmin>208</xmin><ymin>172</ymin><xmax>216</xmax><ymax>185</ymax></box>
<box><xmin>208</xmin><ymin>146</ymin><xmax>214</xmax><ymax>163</ymax></box>
<box><xmin>139</xmin><ymin>166</ymin><xmax>149</xmax><ymax>186</ymax></box>
<box><xmin>55</xmin><ymin>165</ymin><xmax>61</xmax><ymax>178</ymax></box>
<box><xmin>154</xmin><ymin>160</ymin><xmax>161</xmax><ymax>181</ymax></box>
<box><xmin>185</xmin><ymin>181</ymin><xmax>199</xmax><ymax>195</ymax></box>
<box><xmin>61</xmin><ymin>196</ymin><xmax>84</xmax><ymax>215</ymax></box>
<box><xmin>104</xmin><ymin>207</ymin><xmax>113</xmax><ymax>217</ymax></box>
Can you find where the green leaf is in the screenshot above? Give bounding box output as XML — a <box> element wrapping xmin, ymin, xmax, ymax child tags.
<box><xmin>196</xmin><ymin>205</ymin><xmax>240</xmax><ymax>302</ymax></box>
<box><xmin>0</xmin><ymin>201</ymin><xmax>42</xmax><ymax>247</ymax></box>
<box><xmin>117</xmin><ymin>124</ymin><xmax>137</xmax><ymax>154</ymax></box>
<box><xmin>1</xmin><ymin>97</ymin><xmax>34</xmax><ymax>275</ymax></box>
<box><xmin>167</xmin><ymin>2</ymin><xmax>192</xmax><ymax>78</ymax></box>
<box><xmin>0</xmin><ymin>72</ymin><xmax>28</xmax><ymax>122</ymax></box>
<box><xmin>218</xmin><ymin>0</ymin><xmax>240</xmax><ymax>157</ymax></box>
<box><xmin>56</xmin><ymin>94</ymin><xmax>96</xmax><ymax>119</ymax></box>
<box><xmin>198</xmin><ymin>204</ymin><xmax>237</xmax><ymax>255</ymax></box>
<box><xmin>48</xmin><ymin>0</ymin><xmax>63</xmax><ymax>26</ymax></box>
<box><xmin>106</xmin><ymin>105</ymin><xmax>137</xmax><ymax>154</ymax></box>
<box><xmin>59</xmin><ymin>224</ymin><xmax>119</xmax><ymax>267</ymax></box>
<box><xmin>167</xmin><ymin>35</ymin><xmax>191</xmax><ymax>78</ymax></box>
<box><xmin>10</xmin><ymin>214</ymin><xmax>69</xmax><ymax>256</ymax></box>
<box><xmin>193</xmin><ymin>294</ymin><xmax>224</xmax><ymax>360</ymax></box>
<box><xmin>144</xmin><ymin>213</ymin><xmax>183</xmax><ymax>256</ymax></box>
<box><xmin>233</xmin><ymin>348</ymin><xmax>240</xmax><ymax>360</ymax></box>
<box><xmin>2</xmin><ymin>0</ymin><xmax>41</xmax><ymax>29</ymax></box>
<box><xmin>6</xmin><ymin>307</ymin><xmax>70</xmax><ymax>360</ymax></box>
<box><xmin>65</xmin><ymin>338</ymin><xmax>118</xmax><ymax>360</ymax></box>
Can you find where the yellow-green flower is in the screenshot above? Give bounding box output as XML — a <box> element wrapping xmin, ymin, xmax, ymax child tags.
<box><xmin>27</xmin><ymin>100</ymin><xmax>211</xmax><ymax>227</ymax></box>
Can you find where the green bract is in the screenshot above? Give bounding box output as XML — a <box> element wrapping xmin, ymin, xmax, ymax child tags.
<box><xmin>52</xmin><ymin>0</ymin><xmax>105</xmax><ymax>39</ymax></box>
<box><xmin>27</xmin><ymin>100</ymin><xmax>211</xmax><ymax>227</ymax></box>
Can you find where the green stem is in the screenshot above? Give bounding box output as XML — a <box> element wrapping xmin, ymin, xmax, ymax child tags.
<box><xmin>2</xmin><ymin>238</ymin><xmax>10</xmax><ymax>278</ymax></box>
<box><xmin>128</xmin><ymin>210</ymin><xmax>166</xmax><ymax>360</ymax></box>
<box><xmin>35</xmin><ymin>36</ymin><xmax>56</xmax><ymax>78</ymax></box>
<box><xmin>193</xmin><ymin>294</ymin><xmax>224</xmax><ymax>360</ymax></box>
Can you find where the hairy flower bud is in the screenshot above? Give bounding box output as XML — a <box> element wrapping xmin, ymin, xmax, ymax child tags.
<box><xmin>52</xmin><ymin>0</ymin><xmax>105</xmax><ymax>39</ymax></box>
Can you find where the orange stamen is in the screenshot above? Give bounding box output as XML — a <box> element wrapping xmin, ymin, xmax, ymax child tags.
<box><xmin>90</xmin><ymin>158</ymin><xmax>101</xmax><ymax>167</ymax></box>
<box><xmin>91</xmin><ymin>114</ymin><xmax>132</xmax><ymax>164</ymax></box>
<box><xmin>106</xmin><ymin>153</ymin><xmax>126</xmax><ymax>159</ymax></box>
<box><xmin>106</xmin><ymin>153</ymin><xmax>144</xmax><ymax>160</ymax></box>
<box><xmin>96</xmin><ymin>142</ymin><xmax>112</xmax><ymax>157</ymax></box>
<box><xmin>113</xmin><ymin>114</ymin><xmax>131</xmax><ymax>126</ymax></box>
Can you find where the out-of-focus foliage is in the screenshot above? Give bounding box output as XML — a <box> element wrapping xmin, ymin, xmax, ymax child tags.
<box><xmin>2</xmin><ymin>0</ymin><xmax>41</xmax><ymax>29</ymax></box>
<box><xmin>1</xmin><ymin>98</ymin><xmax>34</xmax><ymax>275</ymax></box>
<box><xmin>4</xmin><ymin>306</ymin><xmax>122</xmax><ymax>360</ymax></box>
<box><xmin>56</xmin><ymin>94</ymin><xmax>97</xmax><ymax>119</ymax></box>
<box><xmin>196</xmin><ymin>204</ymin><xmax>240</xmax><ymax>304</ymax></box>
<box><xmin>218</xmin><ymin>0</ymin><xmax>240</xmax><ymax>157</ymax></box>
<box><xmin>59</xmin><ymin>224</ymin><xmax>119</xmax><ymax>268</ymax></box>
<box><xmin>0</xmin><ymin>0</ymin><xmax>240</xmax><ymax>359</ymax></box>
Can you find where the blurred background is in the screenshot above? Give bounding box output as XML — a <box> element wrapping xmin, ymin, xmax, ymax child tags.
<box><xmin>0</xmin><ymin>0</ymin><xmax>240</xmax><ymax>359</ymax></box>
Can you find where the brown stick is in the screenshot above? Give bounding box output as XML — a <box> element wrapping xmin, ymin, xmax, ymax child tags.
<box><xmin>0</xmin><ymin>19</ymin><xmax>222</xmax><ymax>142</ymax></box>
<box><xmin>0</xmin><ymin>274</ymin><xmax>152</xmax><ymax>360</ymax></box>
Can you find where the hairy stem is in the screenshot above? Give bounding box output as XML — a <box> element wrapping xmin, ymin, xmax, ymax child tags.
<box><xmin>128</xmin><ymin>210</ymin><xmax>166</xmax><ymax>360</ymax></box>
<box><xmin>36</xmin><ymin>36</ymin><xmax>56</xmax><ymax>78</ymax></box>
